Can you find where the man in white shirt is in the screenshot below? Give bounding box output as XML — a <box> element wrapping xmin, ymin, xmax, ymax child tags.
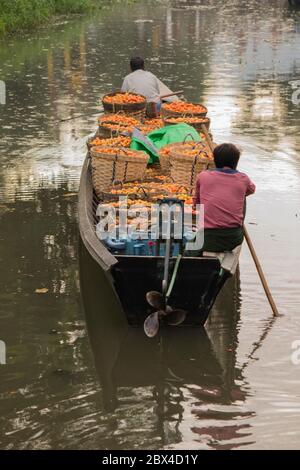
<box><xmin>121</xmin><ymin>57</ymin><xmax>161</xmax><ymax>109</ymax></box>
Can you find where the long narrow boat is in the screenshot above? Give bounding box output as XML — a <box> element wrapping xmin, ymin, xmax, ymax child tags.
<box><xmin>78</xmin><ymin>154</ymin><xmax>241</xmax><ymax>327</ymax></box>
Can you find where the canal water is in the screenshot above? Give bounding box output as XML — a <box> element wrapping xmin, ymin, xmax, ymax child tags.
<box><xmin>0</xmin><ymin>0</ymin><xmax>300</xmax><ymax>450</ymax></box>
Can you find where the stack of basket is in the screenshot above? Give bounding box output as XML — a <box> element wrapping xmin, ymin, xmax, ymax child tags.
<box><xmin>98</xmin><ymin>113</ymin><xmax>141</xmax><ymax>138</ymax></box>
<box><xmin>98</xmin><ymin>181</ymin><xmax>149</xmax><ymax>203</ymax></box>
<box><xmin>90</xmin><ymin>146</ymin><xmax>148</xmax><ymax>197</ymax></box>
<box><xmin>159</xmin><ymin>142</ymin><xmax>186</xmax><ymax>175</ymax></box>
<box><xmin>159</xmin><ymin>141</ymin><xmax>215</xmax><ymax>188</ymax></box>
<box><xmin>87</xmin><ymin>135</ymin><xmax>132</xmax><ymax>150</ymax></box>
<box><xmin>163</xmin><ymin>116</ymin><xmax>210</xmax><ymax>132</ymax></box>
<box><xmin>102</xmin><ymin>92</ymin><xmax>147</xmax><ymax>123</ymax></box>
<box><xmin>161</xmin><ymin>101</ymin><xmax>208</xmax><ymax>119</ymax></box>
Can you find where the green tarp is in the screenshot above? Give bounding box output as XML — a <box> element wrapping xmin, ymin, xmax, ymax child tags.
<box><xmin>130</xmin><ymin>123</ymin><xmax>202</xmax><ymax>164</ymax></box>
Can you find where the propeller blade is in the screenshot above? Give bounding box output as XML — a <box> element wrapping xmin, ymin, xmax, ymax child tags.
<box><xmin>165</xmin><ymin>309</ymin><xmax>187</xmax><ymax>326</ymax></box>
<box><xmin>144</xmin><ymin>311</ymin><xmax>160</xmax><ymax>337</ymax></box>
<box><xmin>146</xmin><ymin>291</ymin><xmax>165</xmax><ymax>310</ymax></box>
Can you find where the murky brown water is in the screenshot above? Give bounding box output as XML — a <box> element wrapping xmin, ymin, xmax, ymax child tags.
<box><xmin>0</xmin><ymin>0</ymin><xmax>300</xmax><ymax>450</ymax></box>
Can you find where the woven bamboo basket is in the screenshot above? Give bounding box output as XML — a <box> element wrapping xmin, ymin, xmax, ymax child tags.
<box><xmin>87</xmin><ymin>132</ymin><xmax>99</xmax><ymax>149</ymax></box>
<box><xmin>98</xmin><ymin>123</ymin><xmax>133</xmax><ymax>139</ymax></box>
<box><xmin>159</xmin><ymin>139</ymin><xmax>208</xmax><ymax>175</ymax></box>
<box><xmin>98</xmin><ymin>112</ymin><xmax>141</xmax><ymax>127</ymax></box>
<box><xmin>163</xmin><ymin>116</ymin><xmax>210</xmax><ymax>132</ymax></box>
<box><xmin>159</xmin><ymin>143</ymin><xmax>182</xmax><ymax>176</ymax></box>
<box><xmin>161</xmin><ymin>102</ymin><xmax>208</xmax><ymax>119</ymax></box>
<box><xmin>169</xmin><ymin>147</ymin><xmax>214</xmax><ymax>187</ymax></box>
<box><xmin>144</xmin><ymin>163</ymin><xmax>167</xmax><ymax>180</ymax></box>
<box><xmin>102</xmin><ymin>92</ymin><xmax>147</xmax><ymax>122</ymax></box>
<box><xmin>90</xmin><ymin>147</ymin><xmax>149</xmax><ymax>196</ymax></box>
<box><xmin>126</xmin><ymin>108</ymin><xmax>146</xmax><ymax>122</ymax></box>
<box><xmin>99</xmin><ymin>182</ymin><xmax>149</xmax><ymax>203</ymax></box>
<box><xmin>87</xmin><ymin>135</ymin><xmax>131</xmax><ymax>150</ymax></box>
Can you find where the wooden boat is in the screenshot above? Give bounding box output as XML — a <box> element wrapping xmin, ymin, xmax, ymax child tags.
<box><xmin>78</xmin><ymin>153</ymin><xmax>241</xmax><ymax>327</ymax></box>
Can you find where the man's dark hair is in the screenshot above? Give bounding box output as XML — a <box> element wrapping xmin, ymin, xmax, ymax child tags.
<box><xmin>213</xmin><ymin>143</ymin><xmax>241</xmax><ymax>170</ymax></box>
<box><xmin>130</xmin><ymin>57</ymin><xmax>145</xmax><ymax>72</ymax></box>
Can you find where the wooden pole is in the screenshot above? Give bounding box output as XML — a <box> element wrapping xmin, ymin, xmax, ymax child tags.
<box><xmin>200</xmin><ymin>123</ymin><xmax>216</xmax><ymax>151</ymax></box>
<box><xmin>60</xmin><ymin>109</ymin><xmax>104</xmax><ymax>123</ymax></box>
<box><xmin>243</xmin><ymin>226</ymin><xmax>279</xmax><ymax>317</ymax></box>
<box><xmin>200</xmin><ymin>124</ymin><xmax>280</xmax><ymax>318</ymax></box>
<box><xmin>160</xmin><ymin>90</ymin><xmax>184</xmax><ymax>99</ymax></box>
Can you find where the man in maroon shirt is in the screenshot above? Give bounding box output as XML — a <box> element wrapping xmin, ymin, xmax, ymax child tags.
<box><xmin>193</xmin><ymin>143</ymin><xmax>256</xmax><ymax>253</ymax></box>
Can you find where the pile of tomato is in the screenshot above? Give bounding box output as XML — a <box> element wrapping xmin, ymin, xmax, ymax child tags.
<box><xmin>164</xmin><ymin>116</ymin><xmax>209</xmax><ymax>124</ymax></box>
<box><xmin>162</xmin><ymin>100</ymin><xmax>207</xmax><ymax>115</ymax></box>
<box><xmin>103</xmin><ymin>92</ymin><xmax>146</xmax><ymax>105</ymax></box>
<box><xmin>89</xmin><ymin>136</ymin><xmax>131</xmax><ymax>148</ymax></box>
<box><xmin>99</xmin><ymin>114</ymin><xmax>140</xmax><ymax>127</ymax></box>
<box><xmin>100</xmin><ymin>123</ymin><xmax>135</xmax><ymax>133</ymax></box>
<box><xmin>92</xmin><ymin>147</ymin><xmax>139</xmax><ymax>157</ymax></box>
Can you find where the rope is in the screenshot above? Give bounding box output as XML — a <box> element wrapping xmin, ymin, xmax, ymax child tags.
<box><xmin>124</xmin><ymin>161</ymin><xmax>128</xmax><ymax>182</ymax></box>
<box><xmin>166</xmin><ymin>254</ymin><xmax>182</xmax><ymax>300</ymax></box>
<box><xmin>112</xmin><ymin>155</ymin><xmax>117</xmax><ymax>182</ymax></box>
<box><xmin>190</xmin><ymin>155</ymin><xmax>198</xmax><ymax>187</ymax></box>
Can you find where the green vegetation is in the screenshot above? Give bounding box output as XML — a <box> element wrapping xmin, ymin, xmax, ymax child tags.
<box><xmin>0</xmin><ymin>0</ymin><xmax>111</xmax><ymax>35</ymax></box>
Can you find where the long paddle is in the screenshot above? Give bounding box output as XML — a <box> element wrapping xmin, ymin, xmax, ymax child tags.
<box><xmin>160</xmin><ymin>90</ymin><xmax>183</xmax><ymax>100</ymax></box>
<box><xmin>60</xmin><ymin>109</ymin><xmax>104</xmax><ymax>123</ymax></box>
<box><xmin>243</xmin><ymin>226</ymin><xmax>279</xmax><ymax>317</ymax></box>
<box><xmin>200</xmin><ymin>124</ymin><xmax>280</xmax><ymax>318</ymax></box>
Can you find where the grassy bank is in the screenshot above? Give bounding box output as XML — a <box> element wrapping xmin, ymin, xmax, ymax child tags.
<box><xmin>0</xmin><ymin>0</ymin><xmax>115</xmax><ymax>35</ymax></box>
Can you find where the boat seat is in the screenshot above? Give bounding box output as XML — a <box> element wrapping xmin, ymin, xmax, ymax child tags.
<box><xmin>203</xmin><ymin>244</ymin><xmax>242</xmax><ymax>276</ymax></box>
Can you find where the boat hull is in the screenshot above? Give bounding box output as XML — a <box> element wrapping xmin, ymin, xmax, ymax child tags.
<box><xmin>112</xmin><ymin>255</ymin><xmax>230</xmax><ymax>326</ymax></box>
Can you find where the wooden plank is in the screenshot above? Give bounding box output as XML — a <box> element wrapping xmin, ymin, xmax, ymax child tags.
<box><xmin>158</xmin><ymin>79</ymin><xmax>180</xmax><ymax>102</ymax></box>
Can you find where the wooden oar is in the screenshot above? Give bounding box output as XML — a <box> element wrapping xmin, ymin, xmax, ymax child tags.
<box><xmin>244</xmin><ymin>226</ymin><xmax>279</xmax><ymax>317</ymax></box>
<box><xmin>60</xmin><ymin>109</ymin><xmax>104</xmax><ymax>123</ymax></box>
<box><xmin>160</xmin><ymin>90</ymin><xmax>183</xmax><ymax>100</ymax></box>
<box><xmin>200</xmin><ymin>124</ymin><xmax>280</xmax><ymax>318</ymax></box>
